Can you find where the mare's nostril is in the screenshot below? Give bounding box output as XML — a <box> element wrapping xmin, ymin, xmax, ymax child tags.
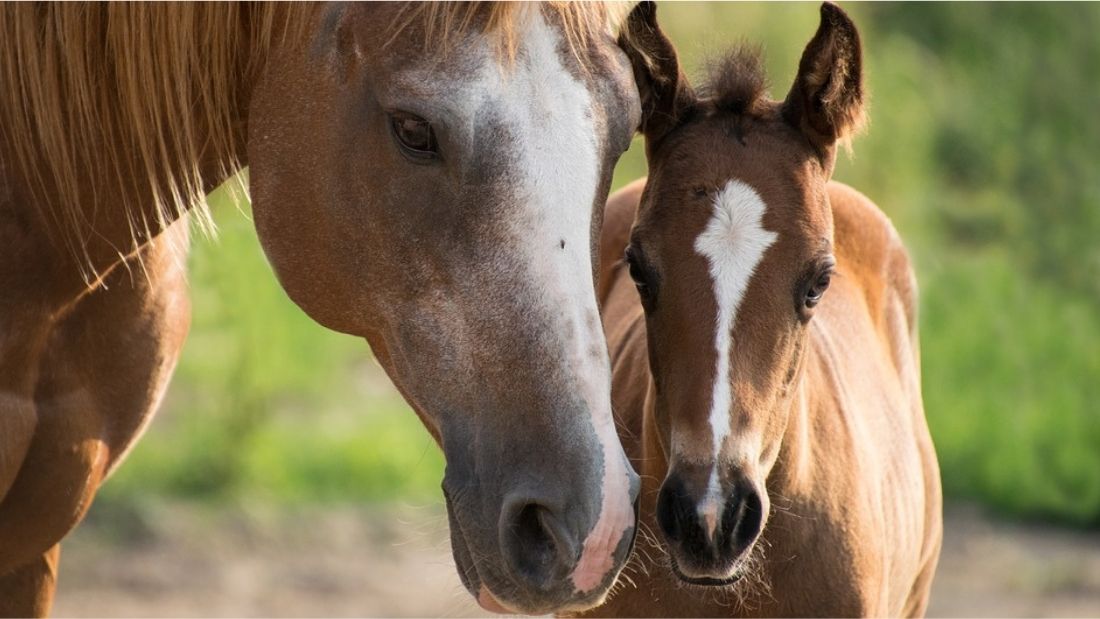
<box><xmin>516</xmin><ymin>505</ymin><xmax>556</xmax><ymax>574</ymax></box>
<box><xmin>501</xmin><ymin>501</ymin><xmax>571</xmax><ymax>591</ymax></box>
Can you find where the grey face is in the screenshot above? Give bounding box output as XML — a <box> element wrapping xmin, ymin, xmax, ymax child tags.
<box><xmin>248</xmin><ymin>5</ymin><xmax>641</xmax><ymax>614</ymax></box>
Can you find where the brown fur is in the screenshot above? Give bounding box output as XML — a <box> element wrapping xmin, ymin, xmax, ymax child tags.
<box><xmin>589</xmin><ymin>181</ymin><xmax>942</xmax><ymax>617</ymax></box>
<box><xmin>579</xmin><ymin>3</ymin><xmax>942</xmax><ymax>616</ymax></box>
<box><xmin>0</xmin><ymin>3</ymin><xmax>638</xmax><ymax>616</ymax></box>
<box><xmin>0</xmin><ymin>2</ymin><xmax>617</xmax><ymax>281</ymax></box>
<box><xmin>0</xmin><ymin>4</ymin><xmax>311</xmax><ymax>278</ymax></box>
<box><xmin>389</xmin><ymin>2</ymin><xmax>626</xmax><ymax>67</ymax></box>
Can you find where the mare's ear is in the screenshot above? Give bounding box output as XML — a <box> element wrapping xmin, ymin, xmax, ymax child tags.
<box><xmin>782</xmin><ymin>3</ymin><xmax>866</xmax><ymax>167</ymax></box>
<box><xmin>617</xmin><ymin>1</ymin><xmax>695</xmax><ymax>150</ymax></box>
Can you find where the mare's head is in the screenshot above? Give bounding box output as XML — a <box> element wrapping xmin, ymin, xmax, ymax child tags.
<box><xmin>248</xmin><ymin>3</ymin><xmax>641</xmax><ymax>613</ymax></box>
<box><xmin>619</xmin><ymin>2</ymin><xmax>865</xmax><ymax>584</ymax></box>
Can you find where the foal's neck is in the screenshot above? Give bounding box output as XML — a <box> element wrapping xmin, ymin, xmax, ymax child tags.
<box><xmin>768</xmin><ymin>372</ymin><xmax>817</xmax><ymax>498</ymax></box>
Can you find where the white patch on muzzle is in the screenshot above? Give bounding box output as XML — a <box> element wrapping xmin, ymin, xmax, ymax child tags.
<box><xmin>693</xmin><ymin>180</ymin><xmax>777</xmax><ymax>517</ymax></box>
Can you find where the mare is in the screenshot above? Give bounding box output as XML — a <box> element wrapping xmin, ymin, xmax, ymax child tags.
<box><xmin>0</xmin><ymin>3</ymin><xmax>643</xmax><ymax>615</ymax></box>
<box><xmin>585</xmin><ymin>3</ymin><xmax>942</xmax><ymax>616</ymax></box>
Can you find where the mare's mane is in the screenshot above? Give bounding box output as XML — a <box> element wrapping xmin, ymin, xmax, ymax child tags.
<box><xmin>0</xmin><ymin>2</ymin><xmax>620</xmax><ymax>275</ymax></box>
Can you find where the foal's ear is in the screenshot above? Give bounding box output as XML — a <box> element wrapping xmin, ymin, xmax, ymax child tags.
<box><xmin>618</xmin><ymin>1</ymin><xmax>695</xmax><ymax>149</ymax></box>
<box><xmin>783</xmin><ymin>3</ymin><xmax>866</xmax><ymax>162</ymax></box>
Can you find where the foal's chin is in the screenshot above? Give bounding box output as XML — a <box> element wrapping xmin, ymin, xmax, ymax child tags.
<box><xmin>664</xmin><ymin>526</ymin><xmax>765</xmax><ymax>589</ymax></box>
<box><xmin>668</xmin><ymin>548</ymin><xmax>756</xmax><ymax>588</ymax></box>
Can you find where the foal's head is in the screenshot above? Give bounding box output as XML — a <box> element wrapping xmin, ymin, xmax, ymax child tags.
<box><xmin>620</xmin><ymin>2</ymin><xmax>865</xmax><ymax>584</ymax></box>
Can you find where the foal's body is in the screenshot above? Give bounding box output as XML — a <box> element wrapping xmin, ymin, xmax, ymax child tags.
<box><xmin>584</xmin><ymin>4</ymin><xmax>942</xmax><ymax>615</ymax></box>
<box><xmin>591</xmin><ymin>178</ymin><xmax>941</xmax><ymax>617</ymax></box>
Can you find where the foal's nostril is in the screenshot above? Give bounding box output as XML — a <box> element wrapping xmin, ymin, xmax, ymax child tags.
<box><xmin>658</xmin><ymin>474</ymin><xmax>766</xmax><ymax>568</ymax></box>
<box><xmin>729</xmin><ymin>486</ymin><xmax>764</xmax><ymax>551</ymax></box>
<box><xmin>502</xmin><ymin>502</ymin><xmax>571</xmax><ymax>591</ymax></box>
<box><xmin>656</xmin><ymin>477</ymin><xmax>692</xmax><ymax>544</ymax></box>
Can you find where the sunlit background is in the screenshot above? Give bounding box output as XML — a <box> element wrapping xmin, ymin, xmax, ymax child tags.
<box><xmin>56</xmin><ymin>3</ymin><xmax>1100</xmax><ymax>617</ymax></box>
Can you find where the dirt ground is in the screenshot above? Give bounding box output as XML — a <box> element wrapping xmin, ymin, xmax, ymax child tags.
<box><xmin>51</xmin><ymin>502</ymin><xmax>1100</xmax><ymax>617</ymax></box>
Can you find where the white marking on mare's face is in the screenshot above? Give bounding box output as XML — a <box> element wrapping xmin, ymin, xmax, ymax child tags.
<box><xmin>693</xmin><ymin>180</ymin><xmax>777</xmax><ymax>518</ymax></box>
<box><xmin>382</xmin><ymin>9</ymin><xmax>633</xmax><ymax>604</ymax></box>
<box><xmin>507</xmin><ymin>15</ymin><xmax>635</xmax><ymax>596</ymax></box>
<box><xmin>440</xmin><ymin>12</ymin><xmax>634</xmax><ymax>595</ymax></box>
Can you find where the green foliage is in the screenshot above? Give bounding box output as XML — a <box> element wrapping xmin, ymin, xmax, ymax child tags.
<box><xmin>102</xmin><ymin>4</ymin><xmax>1100</xmax><ymax>527</ymax></box>
<box><xmin>920</xmin><ymin>252</ymin><xmax>1100</xmax><ymax>526</ymax></box>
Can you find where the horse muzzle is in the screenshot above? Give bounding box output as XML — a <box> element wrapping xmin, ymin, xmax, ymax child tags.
<box><xmin>656</xmin><ymin>468</ymin><xmax>767</xmax><ymax>584</ymax></box>
<box><xmin>443</xmin><ymin>467</ymin><xmax>640</xmax><ymax>614</ymax></box>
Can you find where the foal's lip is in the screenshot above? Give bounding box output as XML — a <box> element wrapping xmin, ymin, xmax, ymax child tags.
<box><xmin>669</xmin><ymin>556</ymin><xmax>744</xmax><ymax>587</ymax></box>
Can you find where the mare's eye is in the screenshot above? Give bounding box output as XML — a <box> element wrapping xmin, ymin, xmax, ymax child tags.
<box><xmin>389</xmin><ymin>112</ymin><xmax>438</xmax><ymax>160</ymax></box>
<box><xmin>804</xmin><ymin>272</ymin><xmax>831</xmax><ymax>308</ymax></box>
<box><xmin>625</xmin><ymin>245</ymin><xmax>657</xmax><ymax>308</ymax></box>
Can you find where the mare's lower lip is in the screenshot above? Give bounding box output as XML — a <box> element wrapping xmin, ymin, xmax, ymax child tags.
<box><xmin>477</xmin><ymin>585</ymin><xmax>514</xmax><ymax>614</ymax></box>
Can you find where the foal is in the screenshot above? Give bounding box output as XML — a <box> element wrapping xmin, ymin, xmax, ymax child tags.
<box><xmin>588</xmin><ymin>3</ymin><xmax>942</xmax><ymax>616</ymax></box>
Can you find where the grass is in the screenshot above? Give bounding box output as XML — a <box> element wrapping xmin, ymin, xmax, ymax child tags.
<box><xmin>99</xmin><ymin>4</ymin><xmax>1100</xmax><ymax>528</ymax></box>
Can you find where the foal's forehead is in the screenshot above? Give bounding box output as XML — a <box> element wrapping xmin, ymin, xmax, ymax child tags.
<box><xmin>647</xmin><ymin>115</ymin><xmax>828</xmax><ymax>227</ymax></box>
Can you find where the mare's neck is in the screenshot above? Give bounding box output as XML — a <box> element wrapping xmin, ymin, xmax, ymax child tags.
<box><xmin>13</xmin><ymin>4</ymin><xmax>311</xmax><ymax>281</ymax></box>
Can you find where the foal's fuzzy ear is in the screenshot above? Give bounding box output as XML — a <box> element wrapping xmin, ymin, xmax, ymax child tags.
<box><xmin>618</xmin><ymin>1</ymin><xmax>695</xmax><ymax>149</ymax></box>
<box><xmin>783</xmin><ymin>3</ymin><xmax>866</xmax><ymax>160</ymax></box>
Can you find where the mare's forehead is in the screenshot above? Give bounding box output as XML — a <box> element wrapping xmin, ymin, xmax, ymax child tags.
<box><xmin>376</xmin><ymin>15</ymin><xmax>637</xmax><ymax>127</ymax></box>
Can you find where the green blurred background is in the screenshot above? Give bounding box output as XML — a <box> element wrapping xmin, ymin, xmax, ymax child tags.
<box><xmin>99</xmin><ymin>3</ymin><xmax>1100</xmax><ymax>528</ymax></box>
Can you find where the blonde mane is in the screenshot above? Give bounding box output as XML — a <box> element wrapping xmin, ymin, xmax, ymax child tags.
<box><xmin>0</xmin><ymin>3</ymin><xmax>313</xmax><ymax>273</ymax></box>
<box><xmin>0</xmin><ymin>2</ymin><xmax>623</xmax><ymax>277</ymax></box>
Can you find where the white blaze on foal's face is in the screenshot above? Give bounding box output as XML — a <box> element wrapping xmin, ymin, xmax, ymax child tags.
<box><xmin>693</xmin><ymin>180</ymin><xmax>777</xmax><ymax>520</ymax></box>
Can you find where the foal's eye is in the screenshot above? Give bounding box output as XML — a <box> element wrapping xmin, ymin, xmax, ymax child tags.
<box><xmin>797</xmin><ymin>259</ymin><xmax>836</xmax><ymax>320</ymax></box>
<box><xmin>625</xmin><ymin>245</ymin><xmax>657</xmax><ymax>308</ymax></box>
<box><xmin>800</xmin><ymin>266</ymin><xmax>831</xmax><ymax>316</ymax></box>
<box><xmin>389</xmin><ymin>111</ymin><xmax>438</xmax><ymax>161</ymax></box>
